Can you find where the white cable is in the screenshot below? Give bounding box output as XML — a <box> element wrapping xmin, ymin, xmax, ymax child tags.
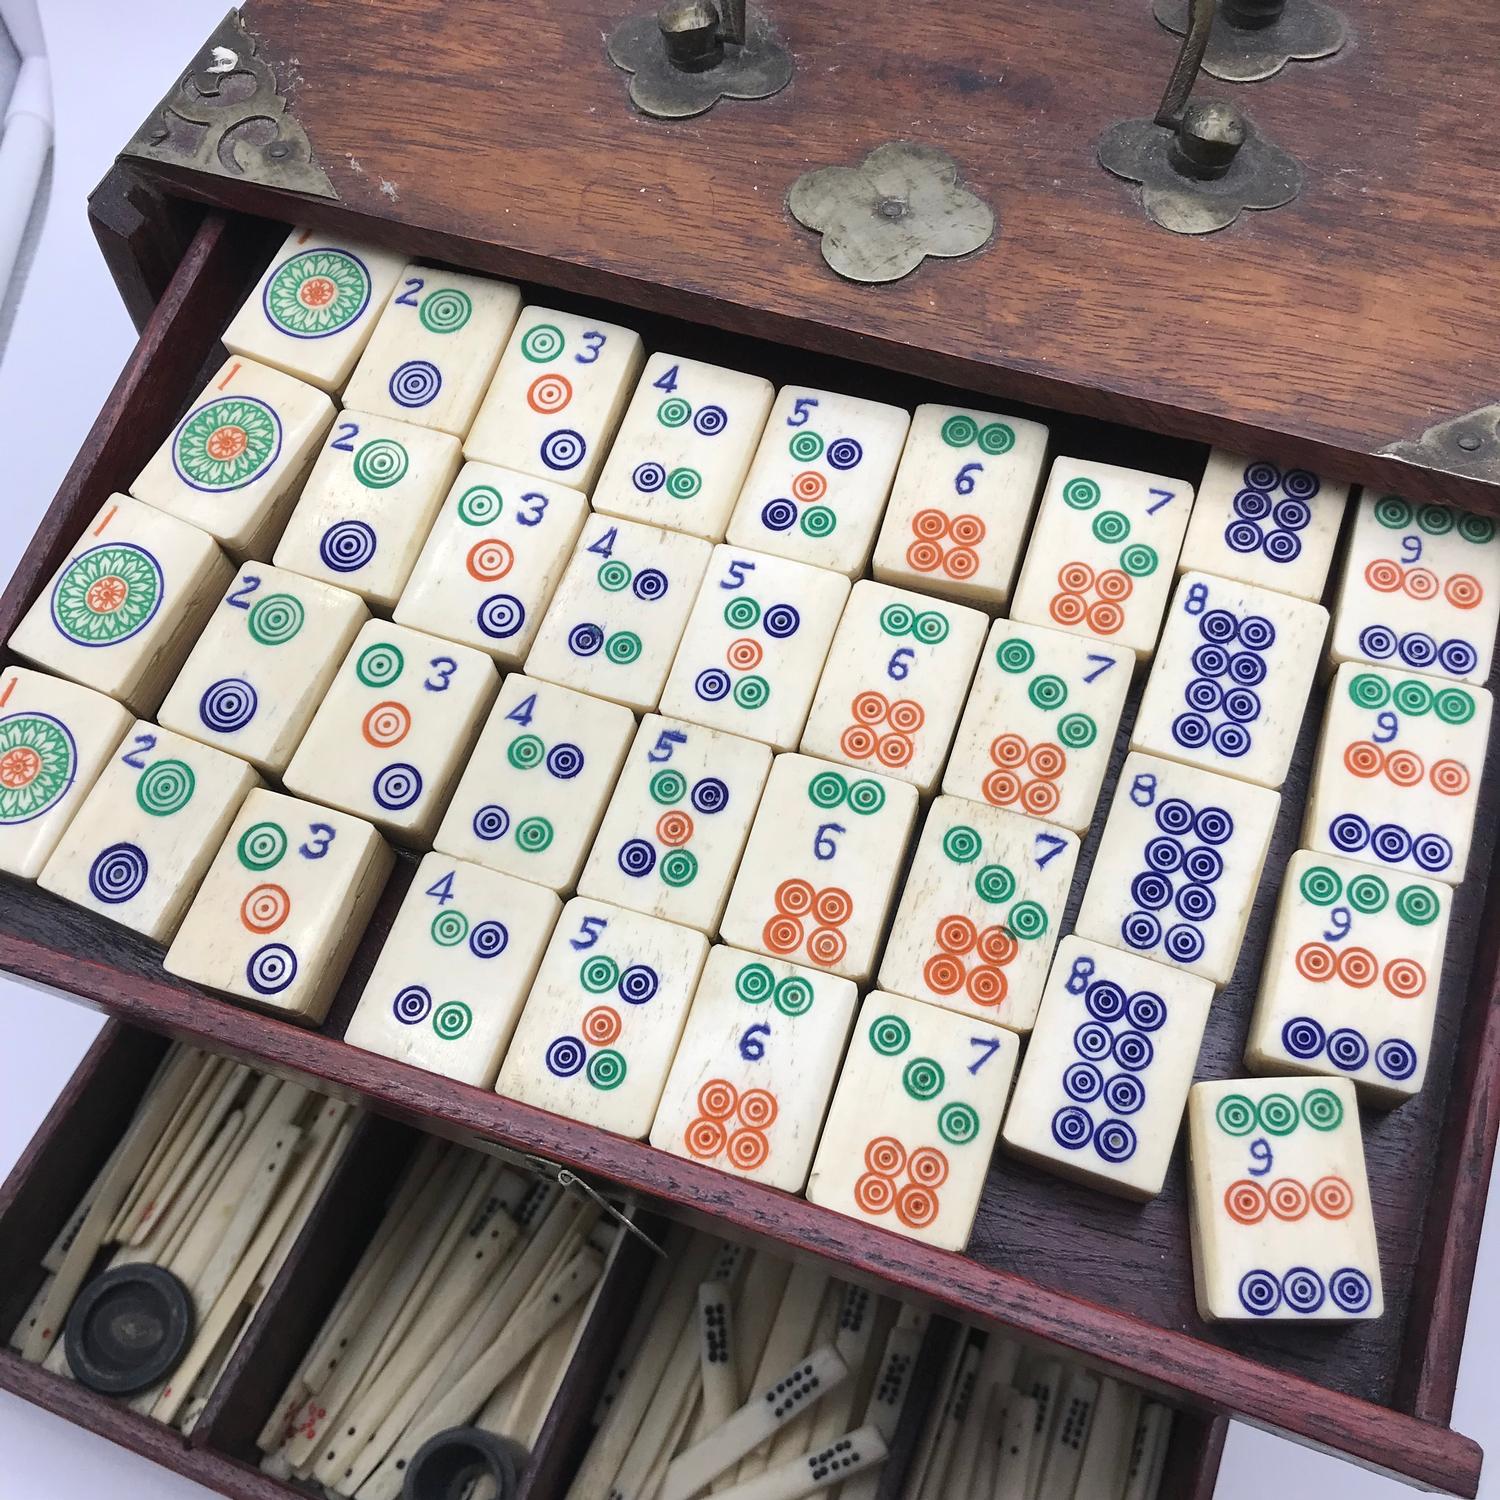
<box><xmin>0</xmin><ymin>0</ymin><xmax>51</xmax><ymax>312</ymax></box>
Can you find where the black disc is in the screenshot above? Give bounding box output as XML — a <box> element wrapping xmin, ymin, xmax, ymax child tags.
<box><xmin>403</xmin><ymin>1426</ymin><xmax>527</xmax><ymax>1500</ymax></box>
<box><xmin>63</xmin><ymin>1263</ymin><xmax>194</xmax><ymax>1396</ymax></box>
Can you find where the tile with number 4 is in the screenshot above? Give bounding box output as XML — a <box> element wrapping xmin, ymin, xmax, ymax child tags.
<box><xmin>272</xmin><ymin>414</ymin><xmax>461</xmax><ymax>608</ymax></box>
<box><xmin>526</xmin><ymin>515</ymin><xmax>711</xmax><ymax>712</ymax></box>
<box><xmin>578</xmin><ymin>715</ymin><xmax>771</xmax><ymax>934</ymax></box>
<box><xmin>157</xmin><ymin>564</ymin><xmax>369</xmax><ymax>777</ymax></box>
<box><xmin>726</xmin><ymin>386</ymin><xmax>911</xmax><ymax>576</ymax></box>
<box><xmin>1245</xmin><ymin>850</ymin><xmax>1452</xmax><ymax>1105</ymax></box>
<box><xmin>8</xmin><ymin>495</ymin><xmax>232</xmax><ymax>715</ymax></box>
<box><xmin>878</xmin><ymin>798</ymin><xmax>1078</xmax><ymax>1034</ymax></box>
<box><xmin>1176</xmin><ymin>450</ymin><xmax>1348</xmax><ymax>603</ymax></box>
<box><xmin>1303</xmin><ymin>663</ymin><xmax>1490</xmax><ymax>885</ymax></box>
<box><xmin>659</xmin><ymin>545</ymin><xmax>850</xmax><ymax>750</ymax></box>
<box><xmin>1075</xmin><ymin>752</ymin><xmax>1279</xmax><ymax>986</ymax></box>
<box><xmin>394</xmin><ymin>462</ymin><xmax>588</xmax><ymax>667</ymax></box>
<box><xmin>434</xmin><ymin>675</ymin><xmax>635</xmax><ymax>892</ymax></box>
<box><xmin>497</xmin><ymin>898</ymin><xmax>709</xmax><ymax>1138</ymax></box>
<box><xmin>1010</xmin><ymin>458</ymin><xmax>1194</xmax><ymax>660</ymax></box>
<box><xmin>1131</xmin><ymin>573</ymin><xmax>1327</xmax><ymax>790</ymax></box>
<box><xmin>0</xmin><ymin>667</ymin><xmax>132</xmax><ymax>880</ymax></box>
<box><xmin>39</xmin><ymin>724</ymin><xmax>259</xmax><ymax>942</ymax></box>
<box><xmin>943</xmin><ymin>620</ymin><xmax>1132</xmax><ymax>835</ymax></box>
<box><xmin>871</xmin><ymin>403</ymin><xmax>1049</xmax><ymax>609</ymax></box>
<box><xmin>650</xmin><ymin>946</ymin><xmax>858</xmax><ymax>1193</ymax></box>
<box><xmin>720</xmin><ymin>754</ymin><xmax>918</xmax><ymax>983</ymax></box>
<box><xmin>1329</xmin><ymin>493</ymin><xmax>1500</xmax><ymax>684</ymax></box>
<box><xmin>593</xmin><ymin>353</ymin><xmax>775</xmax><ymax>540</ymax></box>
<box><xmin>1001</xmin><ymin>937</ymin><xmax>1213</xmax><ymax>1199</ymax></box>
<box><xmin>284</xmin><ymin>622</ymin><xmax>498</xmax><ymax>845</ymax></box>
<box><xmin>131</xmin><ymin>357</ymin><xmax>335</xmax><ymax>557</ymax></box>
<box><xmin>343</xmin><ymin>266</ymin><xmax>521</xmax><ymax>437</ymax></box>
<box><xmin>801</xmin><ymin>582</ymin><xmax>987</xmax><ymax>793</ymax></box>
<box><xmin>344</xmin><ymin>852</ymin><xmax>561</xmax><ymax>1088</ymax></box>
<box><xmin>1188</xmin><ymin>1076</ymin><xmax>1381</xmax><ymax>1322</ymax></box>
<box><xmin>466</xmin><ymin>307</ymin><xmax>645</xmax><ymax>492</ymax></box>
<box><xmin>806</xmin><ymin>991</ymin><xmax>1018</xmax><ymax>1251</ymax></box>
<box><xmin>165</xmin><ymin>789</ymin><xmax>394</xmax><ymax>1022</ymax></box>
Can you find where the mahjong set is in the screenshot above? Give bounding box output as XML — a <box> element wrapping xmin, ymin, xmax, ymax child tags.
<box><xmin>4</xmin><ymin>2</ymin><xmax>1500</xmax><ymax>1497</ymax></box>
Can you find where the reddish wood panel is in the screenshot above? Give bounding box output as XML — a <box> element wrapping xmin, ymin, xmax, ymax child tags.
<box><xmin>120</xmin><ymin>0</ymin><xmax>1500</xmax><ymax>513</ymax></box>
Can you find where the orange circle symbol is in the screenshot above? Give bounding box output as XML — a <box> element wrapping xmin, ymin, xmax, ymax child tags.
<box><xmin>936</xmin><ymin>913</ymin><xmax>978</xmax><ymax>955</ymax></box>
<box><xmin>866</xmin><ymin>1136</ymin><xmax>907</xmax><ymax>1176</ymax></box>
<box><xmin>1342</xmin><ymin>741</ymin><xmax>1384</xmax><ymax>778</ymax></box>
<box><xmin>1022</xmin><ymin>778</ymin><xmax>1062</xmax><ymax>817</ymax></box>
<box><xmin>895</xmin><ymin>1183</ymin><xmax>940</xmax><ymax>1229</ymax></box>
<box><xmin>1446</xmin><ymin>573</ymin><xmax>1483</xmax><ymax>609</ymax></box>
<box><xmin>685</xmin><ymin>1117</ymin><xmax>727</xmax><ymax>1159</ymax></box>
<box><xmin>737</xmin><ymin>1089</ymin><xmax>779</xmax><ymax>1129</ymax></box>
<box><xmin>1430</xmin><ymin>758</ymin><xmax>1471</xmax><ymax>796</ymax></box>
<box><xmin>950</xmin><ymin>514</ymin><xmax>986</xmax><ymax>547</ymax></box>
<box><xmin>854</xmin><ymin>1172</ymin><xmax>896</xmax><ymax>1216</ymax></box>
<box><xmin>876</xmin><ymin>733</ymin><xmax>915</xmax><ymax>768</ymax></box>
<box><xmin>1385</xmin><ymin>749</ymin><xmax>1425</xmax><ymax>787</ymax></box>
<box><xmin>814</xmin><ymin>887</ymin><xmax>853</xmax><ymax>926</ymax></box>
<box><xmin>1336</xmin><ymin>946</ymin><xmax>1379</xmax><ymax>987</ymax></box>
<box><xmin>982</xmin><ymin>769</ymin><xmax>1023</xmax><ymax>806</ymax></box>
<box><xmin>583</xmin><ymin>1005</ymin><xmax>622</xmax><ymax>1045</ymax></box>
<box><xmin>1268</xmin><ymin>1179</ymin><xmax>1310</xmax><ymax>1221</ymax></box>
<box><xmin>1224</xmin><ymin>1180</ymin><xmax>1268</xmax><ymax>1225</ymax></box>
<box><xmin>763</xmin><ymin>915</ymin><xmax>804</xmax><ymax>955</ymax></box>
<box><xmin>1058</xmin><ymin>562</ymin><xmax>1095</xmax><ymax>593</ymax></box>
<box><xmin>1086</xmin><ymin>600</ymin><xmax>1125</xmax><ymax>635</ymax></box>
<box><xmin>466</xmin><ymin>538</ymin><xmax>514</xmax><ymax>581</ymax></box>
<box><xmin>990</xmin><ymin>733</ymin><xmax>1029</xmax><ymax>769</ymax></box>
<box><xmin>241</xmin><ymin>883</ymin><xmax>291</xmax><ymax>934</ymax></box>
<box><xmin>912</xmin><ymin>508</ymin><xmax>950</xmax><ymax>541</ymax></box>
<box><xmin>1312</xmin><ymin>1176</ymin><xmax>1354</xmax><ymax>1219</ymax></box>
<box><xmin>1095</xmin><ymin>569</ymin><xmax>1133</xmax><ymax>602</ymax></box>
<box><xmin>1403</xmin><ymin>567</ymin><xmax>1439</xmax><ymax>600</ymax></box>
<box><xmin>698</xmin><ymin>1080</ymin><xmax>738</xmax><ymax>1120</ymax></box>
<box><xmin>807</xmin><ymin>926</ymin><xmax>848</xmax><ymax>966</ymax></box>
<box><xmin>363</xmin><ymin>700</ymin><xmax>412</xmax><ymax>748</ymax></box>
<box><xmin>853</xmin><ymin>691</ymin><xmax>890</xmax><ymax>725</ymax></box>
<box><xmin>526</xmin><ymin>373</ymin><xmax>572</xmax><ymax>414</ymax></box>
<box><xmin>907</xmin><ymin>539</ymin><xmax>944</xmax><ymax>573</ymax></box>
<box><xmin>888</xmin><ymin>699</ymin><xmax>925</xmax><ymax>734</ymax></box>
<box><xmin>1364</xmin><ymin>559</ymin><xmax>1403</xmax><ymax>592</ymax></box>
<box><xmin>944</xmin><ymin>547</ymin><xmax>981</xmax><ymax>580</ymax></box>
<box><xmin>907</xmin><ymin>1147</ymin><xmax>950</xmax><ymax>1188</ymax></box>
<box><xmin>774</xmin><ymin>878</ymin><xmax>816</xmax><ymax>917</ymax></box>
<box><xmin>966</xmin><ymin>966</ymin><xmax>1008</xmax><ymax>1007</ymax></box>
<box><xmin>727</xmin><ymin>1128</ymin><xmax>771</xmax><ymax>1171</ymax></box>
<box><xmin>841</xmin><ymin>724</ymin><xmax>879</xmax><ymax>760</ymax></box>
<box><xmin>977</xmin><ymin>925</ymin><xmax>1019</xmax><ymax>966</ymax></box>
<box><xmin>1383</xmin><ymin>957</ymin><xmax>1426</xmax><ymax>999</ymax></box>
<box><xmin>792</xmin><ymin>470</ymin><xmax>827</xmax><ymax>503</ymax></box>
<box><xmin>923</xmin><ymin>954</ymin><xmax>966</xmax><ymax>995</ymax></box>
<box><xmin>1294</xmin><ymin>942</ymin><xmax>1337</xmax><ymax>982</ymax></box>
<box><xmin>656</xmin><ymin>810</ymin><xmax>694</xmax><ymax>846</ymax></box>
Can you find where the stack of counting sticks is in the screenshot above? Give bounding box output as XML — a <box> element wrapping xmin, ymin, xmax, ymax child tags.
<box><xmin>901</xmin><ymin>1327</ymin><xmax>1171</xmax><ymax>1500</ymax></box>
<box><xmin>569</xmin><ymin>1227</ymin><xmax>926</xmax><ymax>1500</ymax></box>
<box><xmin>7</xmin><ymin>1044</ymin><xmax>356</xmax><ymax>1431</ymax></box>
<box><xmin>257</xmin><ymin>1137</ymin><xmax>619</xmax><ymax>1499</ymax></box>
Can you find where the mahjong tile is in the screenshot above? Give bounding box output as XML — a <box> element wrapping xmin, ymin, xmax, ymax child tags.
<box><xmin>1329</xmin><ymin>492</ymin><xmax>1500</xmax><ymax>684</ymax></box>
<box><xmin>496</xmin><ymin>897</ymin><xmax>709</xmax><ymax>1138</ymax></box>
<box><xmin>1000</xmin><ymin>936</ymin><xmax>1213</xmax><ymax>1199</ymax></box>
<box><xmin>165</xmin><ymin>789</ymin><xmax>394</xmax><ymax>1022</ymax></box>
<box><xmin>578</xmin><ymin>716</ymin><xmax>770</xmax><ymax>933</ymax></box>
<box><xmin>0</xmin><ymin>667</ymin><xmax>132</xmax><ymax>879</ymax></box>
<box><xmin>157</xmin><ymin>564</ymin><xmax>369</xmax><ymax>776</ymax></box>
<box><xmin>877</xmin><ymin>798</ymin><xmax>1078</xmax><ymax>1034</ymax></box>
<box><xmin>283</xmin><ymin>622</ymin><xmax>498</xmax><ymax>844</ymax></box>
<box><xmin>465</xmin><ymin>307</ymin><xmax>645</xmax><ymax>492</ymax></box>
<box><xmin>725</xmin><ymin>386</ymin><xmax>911</xmax><ymax>576</ymax></box>
<box><xmin>271</xmin><ymin>415</ymin><xmax>462</xmax><ymax>608</ymax></box>
<box><xmin>659</xmin><ymin>545</ymin><xmax>849</xmax><ymax>749</ymax></box>
<box><xmin>649</xmin><ymin>946</ymin><xmax>858</xmax><ymax>1192</ymax></box>
<box><xmin>943</xmin><ymin>620</ymin><xmax>1131</xmax><ymax>834</ymax></box>
<box><xmin>433</xmin><ymin>675</ymin><xmax>635</xmax><ymax>891</ymax></box>
<box><xmin>719</xmin><ymin>754</ymin><xmax>918</xmax><ymax>983</ymax></box>
<box><xmin>38</xmin><ymin>723</ymin><xmax>259</xmax><ymax>942</ymax></box>
<box><xmin>1009</xmin><ymin>458</ymin><xmax>1195</xmax><ymax>660</ymax></box>
<box><xmin>394</xmin><ymin>462</ymin><xmax>588</xmax><ymax>667</ymax></box>
<box><xmin>592</xmin><ymin>353</ymin><xmax>775</xmax><ymax>540</ymax></box>
<box><xmin>1130</xmin><ymin>573</ymin><xmax>1327</xmax><ymax>790</ymax></box>
<box><xmin>1187</xmin><ymin>1076</ymin><xmax>1381</xmax><ymax>1322</ymax></box>
<box><xmin>1176</xmin><ymin>450</ymin><xmax>1348</xmax><ymax>602</ymax></box>
<box><xmin>1075</xmin><ymin>752</ymin><xmax>1279</xmax><ymax>986</ymax></box>
<box><xmin>525</xmin><ymin>515</ymin><xmax>711</xmax><ymax>712</ymax></box>
<box><xmin>1245</xmin><ymin>851</ymin><xmax>1452</xmax><ymax>1105</ymax></box>
<box><xmin>342</xmin><ymin>266</ymin><xmax>521</xmax><ymax>436</ymax></box>
<box><xmin>806</xmin><ymin>990</ymin><xmax>1018</xmax><ymax>1251</ymax></box>
<box><xmin>130</xmin><ymin>357</ymin><xmax>335</xmax><ymax>556</ymax></box>
<box><xmin>800</xmin><ymin>582</ymin><xmax>987</xmax><ymax>793</ymax></box>
<box><xmin>871</xmin><ymin>404</ymin><xmax>1049</xmax><ymax>609</ymax></box>
<box><xmin>344</xmin><ymin>852</ymin><xmax>561</xmax><ymax>1088</ymax></box>
<box><xmin>221</xmin><ymin>226</ymin><xmax>407</xmax><ymax>392</ymax></box>
<box><xmin>8</xmin><ymin>495</ymin><xmax>232</xmax><ymax>714</ymax></box>
<box><xmin>1303</xmin><ymin>663</ymin><xmax>1491</xmax><ymax>884</ymax></box>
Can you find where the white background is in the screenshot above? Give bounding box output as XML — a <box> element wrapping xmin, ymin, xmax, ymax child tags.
<box><xmin>0</xmin><ymin>3</ymin><xmax>1496</xmax><ymax>1496</ymax></box>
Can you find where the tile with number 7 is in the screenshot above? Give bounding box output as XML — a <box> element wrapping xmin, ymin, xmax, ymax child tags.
<box><xmin>878</xmin><ymin>798</ymin><xmax>1078</xmax><ymax>1034</ymax></box>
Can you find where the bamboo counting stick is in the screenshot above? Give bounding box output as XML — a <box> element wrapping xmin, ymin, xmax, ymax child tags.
<box><xmin>709</xmin><ymin>1424</ymin><xmax>890</xmax><ymax>1500</ymax></box>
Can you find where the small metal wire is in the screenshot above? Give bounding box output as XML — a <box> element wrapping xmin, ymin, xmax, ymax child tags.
<box><xmin>1155</xmin><ymin>0</ymin><xmax>1217</xmax><ymax>126</ymax></box>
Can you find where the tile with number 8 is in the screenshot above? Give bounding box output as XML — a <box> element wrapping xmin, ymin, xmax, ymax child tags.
<box><xmin>1075</xmin><ymin>752</ymin><xmax>1280</xmax><ymax>986</ymax></box>
<box><xmin>659</xmin><ymin>545</ymin><xmax>850</xmax><ymax>750</ymax></box>
<box><xmin>1303</xmin><ymin>663</ymin><xmax>1490</xmax><ymax>885</ymax></box>
<box><xmin>806</xmin><ymin>990</ymin><xmax>1018</xmax><ymax>1251</ymax></box>
<box><xmin>165</xmin><ymin>789</ymin><xmax>394</xmax><ymax>1022</ymax></box>
<box><xmin>284</xmin><ymin>622</ymin><xmax>498</xmax><ymax>845</ymax></box>
<box><xmin>1245</xmin><ymin>850</ymin><xmax>1452</xmax><ymax>1105</ymax></box>
<box><xmin>878</xmin><ymin>798</ymin><xmax>1078</xmax><ymax>1034</ymax></box>
<box><xmin>1187</xmin><ymin>1076</ymin><xmax>1382</xmax><ymax>1322</ymax></box>
<box><xmin>578</xmin><ymin>715</ymin><xmax>771</xmax><ymax>934</ymax></box>
<box><xmin>720</xmin><ymin>754</ymin><xmax>918</xmax><ymax>983</ymax></box>
<box><xmin>800</xmin><ymin>581</ymin><xmax>987</xmax><ymax>793</ymax></box>
<box><xmin>871</xmin><ymin>403</ymin><xmax>1049</xmax><ymax>609</ymax></box>
<box><xmin>497</xmin><ymin>897</ymin><xmax>709</xmax><ymax>1138</ymax></box>
<box><xmin>943</xmin><ymin>620</ymin><xmax>1132</xmax><ymax>834</ymax></box>
<box><xmin>1009</xmin><ymin>458</ymin><xmax>1194</xmax><ymax>660</ymax></box>
<box><xmin>434</xmin><ymin>674</ymin><xmax>635</xmax><ymax>892</ymax></box>
<box><xmin>650</xmin><ymin>946</ymin><xmax>858</xmax><ymax>1193</ymax></box>
<box><xmin>344</xmin><ymin>852</ymin><xmax>561</xmax><ymax>1088</ymax></box>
